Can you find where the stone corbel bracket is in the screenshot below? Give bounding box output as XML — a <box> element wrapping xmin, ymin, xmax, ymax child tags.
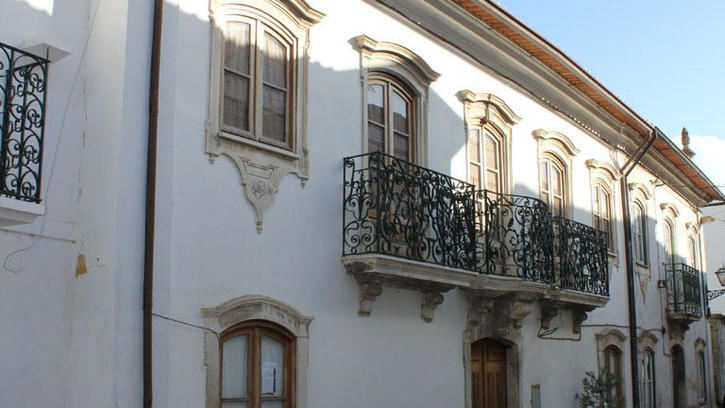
<box><xmin>539</xmin><ymin>301</ymin><xmax>559</xmax><ymax>331</ymax></box>
<box><xmin>343</xmin><ymin>254</ymin><xmax>466</xmax><ymax>322</ymax></box>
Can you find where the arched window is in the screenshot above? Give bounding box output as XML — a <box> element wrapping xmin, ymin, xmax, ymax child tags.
<box><xmin>221</xmin><ymin>321</ymin><xmax>294</xmax><ymax>408</ymax></box>
<box><xmin>539</xmin><ymin>154</ymin><xmax>567</xmax><ymax>217</ymax></box>
<box><xmin>603</xmin><ymin>345</ymin><xmax>624</xmax><ymax>404</ymax></box>
<box><xmin>632</xmin><ymin>201</ymin><xmax>648</xmax><ymax>265</ymax></box>
<box><xmin>664</xmin><ymin>219</ymin><xmax>676</xmax><ymax>264</ymax></box>
<box><xmin>366</xmin><ymin>73</ymin><xmax>415</xmax><ymax>161</ymax></box>
<box><xmin>353</xmin><ymin>35</ymin><xmax>439</xmax><ymax>166</ymax></box>
<box><xmin>697</xmin><ymin>350</ymin><xmax>707</xmax><ymax>403</ymax></box>
<box><xmin>222</xmin><ymin>17</ymin><xmax>293</xmax><ymax>147</ymax></box>
<box><xmin>688</xmin><ymin>236</ymin><xmax>698</xmax><ymax>268</ymax></box>
<box><xmin>640</xmin><ymin>348</ymin><xmax>656</xmax><ymax>408</ymax></box>
<box><xmin>592</xmin><ymin>182</ymin><xmax>613</xmax><ymax>248</ymax></box>
<box><xmin>468</xmin><ymin>127</ymin><xmax>503</xmax><ymax>194</ymax></box>
<box><xmin>202</xmin><ymin>295</ymin><xmax>312</xmax><ymax>408</ymax></box>
<box><xmin>206</xmin><ymin>0</ymin><xmax>323</xmax><ymax>232</ymax></box>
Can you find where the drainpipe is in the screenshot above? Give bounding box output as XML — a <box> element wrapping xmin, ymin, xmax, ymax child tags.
<box><xmin>144</xmin><ymin>0</ymin><xmax>163</xmax><ymax>407</ymax></box>
<box><xmin>620</xmin><ymin>129</ymin><xmax>658</xmax><ymax>408</ymax></box>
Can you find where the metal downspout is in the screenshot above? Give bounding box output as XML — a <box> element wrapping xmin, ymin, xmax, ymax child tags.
<box><xmin>144</xmin><ymin>0</ymin><xmax>163</xmax><ymax>407</ymax></box>
<box><xmin>620</xmin><ymin>129</ymin><xmax>658</xmax><ymax>408</ymax></box>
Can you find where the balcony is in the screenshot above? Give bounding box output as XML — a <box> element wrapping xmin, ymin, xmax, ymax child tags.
<box><xmin>342</xmin><ymin>153</ymin><xmax>609</xmax><ymax>322</ymax></box>
<box><xmin>665</xmin><ymin>263</ymin><xmax>702</xmax><ymax>326</ymax></box>
<box><xmin>0</xmin><ymin>42</ymin><xmax>48</xmax><ymax>225</ymax></box>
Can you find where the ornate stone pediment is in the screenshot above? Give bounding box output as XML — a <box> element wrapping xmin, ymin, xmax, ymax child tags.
<box><xmin>465</xmin><ymin>292</ymin><xmax>534</xmax><ymax>340</ymax></box>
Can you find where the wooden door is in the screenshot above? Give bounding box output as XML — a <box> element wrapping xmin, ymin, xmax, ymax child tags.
<box><xmin>471</xmin><ymin>338</ymin><xmax>507</xmax><ymax>408</ymax></box>
<box><xmin>672</xmin><ymin>346</ymin><xmax>686</xmax><ymax>408</ymax></box>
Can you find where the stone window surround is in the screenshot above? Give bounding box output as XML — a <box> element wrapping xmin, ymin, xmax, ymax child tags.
<box><xmin>457</xmin><ymin>90</ymin><xmax>521</xmax><ymax>195</ymax></box>
<box><xmin>660</xmin><ymin>203</ymin><xmax>679</xmax><ymax>262</ymax></box>
<box><xmin>586</xmin><ymin>159</ymin><xmax>620</xmax><ymax>257</ymax></box>
<box><xmin>532</xmin><ymin>129</ymin><xmax>579</xmax><ymax>217</ymax></box>
<box><xmin>201</xmin><ymin>295</ymin><xmax>313</xmax><ymax>408</ymax></box>
<box><xmin>351</xmin><ymin>34</ymin><xmax>440</xmax><ymax>166</ymax></box>
<box><xmin>206</xmin><ymin>0</ymin><xmax>323</xmax><ymax>233</ymax></box>
<box><xmin>629</xmin><ymin>182</ymin><xmax>653</xmax><ymax>267</ymax></box>
<box><xmin>695</xmin><ymin>338</ymin><xmax>708</xmax><ymax>404</ymax></box>
<box><xmin>595</xmin><ymin>327</ymin><xmax>627</xmax><ymax>373</ymax></box>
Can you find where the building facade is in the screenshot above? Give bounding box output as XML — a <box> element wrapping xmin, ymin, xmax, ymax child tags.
<box><xmin>1</xmin><ymin>0</ymin><xmax>723</xmax><ymax>407</ymax></box>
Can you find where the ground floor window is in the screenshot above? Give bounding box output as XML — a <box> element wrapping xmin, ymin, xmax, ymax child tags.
<box><xmin>221</xmin><ymin>321</ymin><xmax>294</xmax><ymax>408</ymax></box>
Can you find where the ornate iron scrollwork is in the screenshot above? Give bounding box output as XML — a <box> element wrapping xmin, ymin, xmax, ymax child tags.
<box><xmin>0</xmin><ymin>42</ymin><xmax>48</xmax><ymax>202</ymax></box>
<box><xmin>479</xmin><ymin>190</ymin><xmax>554</xmax><ymax>282</ymax></box>
<box><xmin>343</xmin><ymin>152</ymin><xmax>477</xmax><ymax>270</ymax></box>
<box><xmin>665</xmin><ymin>262</ymin><xmax>702</xmax><ymax>316</ymax></box>
<box><xmin>342</xmin><ymin>155</ymin><xmax>609</xmax><ymax>297</ymax></box>
<box><xmin>555</xmin><ymin>217</ymin><xmax>610</xmax><ymax>296</ymax></box>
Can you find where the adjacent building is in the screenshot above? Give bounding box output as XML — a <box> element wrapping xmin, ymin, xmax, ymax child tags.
<box><xmin>1</xmin><ymin>0</ymin><xmax>723</xmax><ymax>407</ymax></box>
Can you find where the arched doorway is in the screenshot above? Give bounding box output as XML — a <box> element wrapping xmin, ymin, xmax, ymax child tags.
<box><xmin>672</xmin><ymin>345</ymin><xmax>686</xmax><ymax>408</ymax></box>
<box><xmin>471</xmin><ymin>338</ymin><xmax>508</xmax><ymax>408</ymax></box>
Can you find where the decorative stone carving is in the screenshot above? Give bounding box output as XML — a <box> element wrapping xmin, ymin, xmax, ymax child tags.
<box><xmin>206</xmin><ymin>0</ymin><xmax>323</xmax><ymax>233</ymax></box>
<box><xmin>465</xmin><ymin>292</ymin><xmax>534</xmax><ymax>339</ymax></box>
<box><xmin>681</xmin><ymin>127</ymin><xmax>695</xmax><ymax>158</ymax></box>
<box><xmin>539</xmin><ymin>302</ymin><xmax>559</xmax><ymax>330</ymax></box>
<box><xmin>572</xmin><ymin>310</ymin><xmax>588</xmax><ymax>334</ymax></box>
<box><xmin>356</xmin><ymin>279</ymin><xmax>383</xmax><ymax>317</ymax></box>
<box><xmin>421</xmin><ymin>291</ymin><xmax>445</xmax><ymax>323</ymax></box>
<box><xmin>637</xmin><ymin>267</ymin><xmax>651</xmax><ymax>299</ymax></box>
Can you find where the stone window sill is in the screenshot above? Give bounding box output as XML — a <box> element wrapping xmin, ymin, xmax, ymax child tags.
<box><xmin>0</xmin><ymin>197</ymin><xmax>44</xmax><ymax>226</ymax></box>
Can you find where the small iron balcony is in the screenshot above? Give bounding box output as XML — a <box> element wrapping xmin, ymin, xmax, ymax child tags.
<box><xmin>665</xmin><ymin>262</ymin><xmax>702</xmax><ymax>321</ymax></box>
<box><xmin>0</xmin><ymin>42</ymin><xmax>48</xmax><ymax>203</ymax></box>
<box><xmin>342</xmin><ymin>152</ymin><xmax>610</xmax><ymax>299</ymax></box>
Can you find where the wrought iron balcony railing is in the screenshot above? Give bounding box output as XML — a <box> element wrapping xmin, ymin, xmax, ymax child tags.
<box><xmin>479</xmin><ymin>190</ymin><xmax>554</xmax><ymax>283</ymax></box>
<box><xmin>0</xmin><ymin>42</ymin><xmax>48</xmax><ymax>202</ymax></box>
<box><xmin>665</xmin><ymin>262</ymin><xmax>702</xmax><ymax>317</ymax></box>
<box><xmin>555</xmin><ymin>217</ymin><xmax>609</xmax><ymax>296</ymax></box>
<box><xmin>342</xmin><ymin>153</ymin><xmax>609</xmax><ymax>296</ymax></box>
<box><xmin>343</xmin><ymin>152</ymin><xmax>477</xmax><ymax>270</ymax></box>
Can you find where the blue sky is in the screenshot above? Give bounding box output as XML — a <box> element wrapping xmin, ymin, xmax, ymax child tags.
<box><xmin>496</xmin><ymin>1</ymin><xmax>725</xmax><ymax>143</ymax></box>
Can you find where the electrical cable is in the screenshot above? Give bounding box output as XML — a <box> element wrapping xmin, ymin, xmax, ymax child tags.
<box><xmin>3</xmin><ymin>0</ymin><xmax>104</xmax><ymax>273</ymax></box>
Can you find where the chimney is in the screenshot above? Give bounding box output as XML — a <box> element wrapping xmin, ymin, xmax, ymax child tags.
<box><xmin>681</xmin><ymin>127</ymin><xmax>695</xmax><ymax>159</ymax></box>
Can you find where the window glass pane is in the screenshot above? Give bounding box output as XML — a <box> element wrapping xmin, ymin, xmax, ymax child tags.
<box><xmin>553</xmin><ymin>197</ymin><xmax>562</xmax><ymax>217</ymax></box>
<box><xmin>262</xmin><ymin>86</ymin><xmax>287</xmax><ymax>143</ymax></box>
<box><xmin>223</xmin><ymin>73</ymin><xmax>250</xmax><ymax>131</ymax></box>
<box><xmin>469</xmin><ymin>129</ymin><xmax>480</xmax><ymax>162</ymax></box>
<box><xmin>485</xmin><ymin>136</ymin><xmax>498</xmax><ymax>170</ymax></box>
<box><xmin>225</xmin><ymin>22</ymin><xmax>250</xmax><ymax>75</ymax></box>
<box><xmin>600</xmin><ymin>190</ymin><xmax>610</xmax><ymax>218</ymax></box>
<box><xmin>263</xmin><ymin>32</ymin><xmax>287</xmax><ymax>88</ymax></box>
<box><xmin>469</xmin><ymin>163</ymin><xmax>481</xmax><ymax>189</ymax></box>
<box><xmin>486</xmin><ymin>170</ymin><xmax>499</xmax><ymax>194</ymax></box>
<box><xmin>261</xmin><ymin>336</ymin><xmax>285</xmax><ymax>398</ymax></box>
<box><xmin>367</xmin><ymin>84</ymin><xmax>385</xmax><ymax>125</ymax></box>
<box><xmin>393</xmin><ymin>133</ymin><xmax>409</xmax><ymax>160</ymax></box>
<box><xmin>222</xmin><ymin>403</ymin><xmax>248</xmax><ymax>408</ymax></box>
<box><xmin>593</xmin><ymin>186</ymin><xmax>601</xmax><ymax>216</ymax></box>
<box><xmin>222</xmin><ymin>335</ymin><xmax>248</xmax><ymax>399</ymax></box>
<box><xmin>392</xmin><ymin>90</ymin><xmax>409</xmax><ymax>134</ymax></box>
<box><xmin>552</xmin><ymin>166</ymin><xmax>563</xmax><ymax>195</ymax></box>
<box><xmin>261</xmin><ymin>401</ymin><xmax>284</xmax><ymax>408</ymax></box>
<box><xmin>368</xmin><ymin>123</ymin><xmax>385</xmax><ymax>153</ymax></box>
<box><xmin>540</xmin><ymin>161</ymin><xmax>549</xmax><ymax>193</ymax></box>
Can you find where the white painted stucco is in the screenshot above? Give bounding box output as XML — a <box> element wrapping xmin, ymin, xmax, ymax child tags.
<box><xmin>0</xmin><ymin>0</ymin><xmax>719</xmax><ymax>407</ymax></box>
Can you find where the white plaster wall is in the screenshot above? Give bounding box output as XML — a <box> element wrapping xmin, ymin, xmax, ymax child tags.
<box><xmin>149</xmin><ymin>1</ymin><xmax>718</xmax><ymax>407</ymax></box>
<box><xmin>0</xmin><ymin>1</ymin><xmax>87</xmax><ymax>407</ymax></box>
<box><xmin>1</xmin><ymin>0</ymin><xmax>716</xmax><ymax>407</ymax></box>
